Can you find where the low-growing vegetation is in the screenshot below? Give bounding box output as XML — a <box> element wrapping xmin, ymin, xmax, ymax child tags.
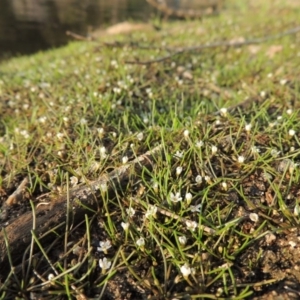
<box><xmin>1</xmin><ymin>0</ymin><xmax>300</xmax><ymax>299</ymax></box>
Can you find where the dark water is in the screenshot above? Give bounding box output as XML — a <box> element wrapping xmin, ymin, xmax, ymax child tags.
<box><xmin>0</xmin><ymin>0</ymin><xmax>154</xmax><ymax>56</ymax></box>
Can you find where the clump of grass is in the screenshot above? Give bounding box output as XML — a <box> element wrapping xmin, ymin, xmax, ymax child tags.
<box><xmin>1</xmin><ymin>0</ymin><xmax>300</xmax><ymax>299</ymax></box>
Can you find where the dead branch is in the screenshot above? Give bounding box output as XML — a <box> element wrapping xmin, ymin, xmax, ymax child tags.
<box><xmin>0</xmin><ymin>145</ymin><xmax>164</xmax><ymax>271</ymax></box>
<box><xmin>5</xmin><ymin>177</ymin><xmax>29</xmax><ymax>206</ymax></box>
<box><xmin>66</xmin><ymin>30</ymin><xmax>93</xmax><ymax>41</ymax></box>
<box><xmin>125</xmin><ymin>25</ymin><xmax>300</xmax><ymax>65</ymax></box>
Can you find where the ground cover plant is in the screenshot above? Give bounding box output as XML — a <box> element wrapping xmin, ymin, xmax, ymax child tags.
<box><xmin>1</xmin><ymin>0</ymin><xmax>300</xmax><ymax>298</ymax></box>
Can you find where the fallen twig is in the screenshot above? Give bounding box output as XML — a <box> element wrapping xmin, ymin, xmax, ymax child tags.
<box><xmin>125</xmin><ymin>26</ymin><xmax>300</xmax><ymax>65</ymax></box>
<box><xmin>5</xmin><ymin>177</ymin><xmax>29</xmax><ymax>207</ymax></box>
<box><xmin>66</xmin><ymin>30</ymin><xmax>93</xmax><ymax>41</ymax></box>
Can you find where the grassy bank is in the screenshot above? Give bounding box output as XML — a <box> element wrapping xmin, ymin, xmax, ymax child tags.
<box><xmin>1</xmin><ymin>0</ymin><xmax>300</xmax><ymax>299</ymax></box>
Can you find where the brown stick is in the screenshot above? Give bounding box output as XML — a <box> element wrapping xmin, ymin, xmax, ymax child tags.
<box><xmin>5</xmin><ymin>177</ymin><xmax>29</xmax><ymax>206</ymax></box>
<box><xmin>125</xmin><ymin>26</ymin><xmax>300</xmax><ymax>65</ymax></box>
<box><xmin>66</xmin><ymin>30</ymin><xmax>93</xmax><ymax>41</ymax></box>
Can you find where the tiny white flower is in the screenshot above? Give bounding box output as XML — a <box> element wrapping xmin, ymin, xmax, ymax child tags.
<box><xmin>100</xmin><ymin>183</ymin><xmax>108</xmax><ymax>193</ymax></box>
<box><xmin>195</xmin><ymin>175</ymin><xmax>202</xmax><ymax>184</ymax></box>
<box><xmin>185</xmin><ymin>220</ymin><xmax>197</xmax><ymax>231</ymax></box>
<box><xmin>287</xmin><ymin>108</ymin><xmax>293</xmax><ymax>115</ymax></box>
<box><xmin>215</xmin><ymin>119</ymin><xmax>222</xmax><ymax>125</ymax></box>
<box><xmin>211</xmin><ymin>145</ymin><xmax>218</xmax><ymax>155</ymax></box>
<box><xmin>70</xmin><ymin>176</ymin><xmax>78</xmax><ymax>187</ymax></box>
<box><xmin>269</xmin><ymin>122</ymin><xmax>277</xmax><ymax>128</ymax></box>
<box><xmin>183</xmin><ymin>130</ymin><xmax>189</xmax><ymax>137</ymax></box>
<box><xmin>219</xmin><ymin>107</ymin><xmax>227</xmax><ymax>117</ymax></box>
<box><xmin>111</xmin><ymin>60</ymin><xmax>118</xmax><ymax>68</ymax></box>
<box><xmin>238</xmin><ymin>156</ymin><xmax>245</xmax><ymax>164</ymax></box>
<box><xmin>245</xmin><ymin>123</ymin><xmax>252</xmax><ymax>132</ymax></box>
<box><xmin>100</xmin><ymin>146</ymin><xmax>106</xmax><ymax>154</ymax></box>
<box><xmin>19</xmin><ymin>130</ymin><xmax>30</xmax><ymax>139</ymax></box>
<box><xmin>176</xmin><ymin>166</ymin><xmax>183</xmax><ymax>176</ymax></box>
<box><xmin>265</xmin><ymin>233</ymin><xmax>276</xmax><ymax>245</ymax></box>
<box><xmin>170</xmin><ymin>192</ymin><xmax>183</xmax><ymax>203</ymax></box>
<box><xmin>126</xmin><ymin>207</ymin><xmax>135</xmax><ymax>217</ymax></box>
<box><xmin>249</xmin><ymin>213</ymin><xmax>259</xmax><ymax>222</ymax></box>
<box><xmin>180</xmin><ymin>263</ymin><xmax>191</xmax><ymax>277</ymax></box>
<box><xmin>145</xmin><ymin>205</ymin><xmax>157</xmax><ymax>219</ymax></box>
<box><xmin>100</xmin><ymin>146</ymin><xmax>107</xmax><ymax>159</ymax></box>
<box><xmin>280</xmin><ymin>79</ymin><xmax>288</xmax><ymax>85</ymax></box>
<box><xmin>122</xmin><ymin>156</ymin><xmax>129</xmax><ymax>164</ymax></box>
<box><xmin>56</xmin><ymin>132</ymin><xmax>64</xmax><ymax>141</ymax></box>
<box><xmin>97</xmin><ymin>127</ymin><xmax>105</xmax><ymax>137</ymax></box>
<box><xmin>289</xmin><ymin>129</ymin><xmax>296</xmax><ymax>136</ymax></box>
<box><xmin>175</xmin><ymin>151</ymin><xmax>184</xmax><ymax>158</ymax></box>
<box><xmin>137</xmin><ymin>132</ymin><xmax>144</xmax><ymax>141</ymax></box>
<box><xmin>57</xmin><ymin>150</ymin><xmax>64</xmax><ymax>158</ymax></box>
<box><xmin>221</xmin><ymin>181</ymin><xmax>228</xmax><ymax>191</ymax></box>
<box><xmin>190</xmin><ymin>204</ymin><xmax>202</xmax><ymax>213</ymax></box>
<box><xmin>294</xmin><ymin>203</ymin><xmax>300</xmax><ymax>216</ymax></box>
<box><xmin>178</xmin><ymin>236</ymin><xmax>187</xmax><ymax>246</ymax></box>
<box><xmin>270</xmin><ymin>149</ymin><xmax>280</xmax><ymax>158</ymax></box>
<box><xmin>38</xmin><ymin>116</ymin><xmax>47</xmax><ymax>123</ymax></box>
<box><xmin>289</xmin><ymin>241</ymin><xmax>297</xmax><ymax>248</ymax></box>
<box><xmin>121</xmin><ymin>222</ymin><xmax>129</xmax><ymax>231</ymax></box>
<box><xmin>136</xmin><ymin>237</ymin><xmax>145</xmax><ymax>247</ymax></box>
<box><xmin>97</xmin><ymin>240</ymin><xmax>112</xmax><ymax>253</ymax></box>
<box><xmin>48</xmin><ymin>273</ymin><xmax>55</xmax><ymax>281</ymax></box>
<box><xmin>251</xmin><ymin>146</ymin><xmax>260</xmax><ymax>155</ymax></box>
<box><xmin>152</xmin><ymin>182</ymin><xmax>159</xmax><ymax>193</ymax></box>
<box><xmin>80</xmin><ymin>118</ymin><xmax>87</xmax><ymax>125</ymax></box>
<box><xmin>196</xmin><ymin>140</ymin><xmax>204</xmax><ymax>148</ymax></box>
<box><xmin>204</xmin><ymin>175</ymin><xmax>212</xmax><ymax>184</ymax></box>
<box><xmin>99</xmin><ymin>257</ymin><xmax>111</xmax><ymax>270</ymax></box>
<box><xmin>64</xmin><ymin>105</ymin><xmax>70</xmax><ymax>112</ymax></box>
<box><xmin>185</xmin><ymin>193</ymin><xmax>192</xmax><ymax>205</ymax></box>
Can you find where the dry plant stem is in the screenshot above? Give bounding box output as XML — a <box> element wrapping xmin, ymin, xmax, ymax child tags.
<box><xmin>125</xmin><ymin>26</ymin><xmax>300</xmax><ymax>65</ymax></box>
<box><xmin>66</xmin><ymin>30</ymin><xmax>93</xmax><ymax>41</ymax></box>
<box><xmin>5</xmin><ymin>177</ymin><xmax>29</xmax><ymax>206</ymax></box>
<box><xmin>132</xmin><ymin>196</ymin><xmax>216</xmax><ymax>235</ymax></box>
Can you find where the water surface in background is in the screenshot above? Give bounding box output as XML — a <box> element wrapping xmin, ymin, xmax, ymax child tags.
<box><xmin>0</xmin><ymin>0</ymin><xmax>153</xmax><ymax>56</ymax></box>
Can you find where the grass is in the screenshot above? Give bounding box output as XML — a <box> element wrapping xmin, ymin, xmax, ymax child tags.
<box><xmin>1</xmin><ymin>0</ymin><xmax>300</xmax><ymax>298</ymax></box>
